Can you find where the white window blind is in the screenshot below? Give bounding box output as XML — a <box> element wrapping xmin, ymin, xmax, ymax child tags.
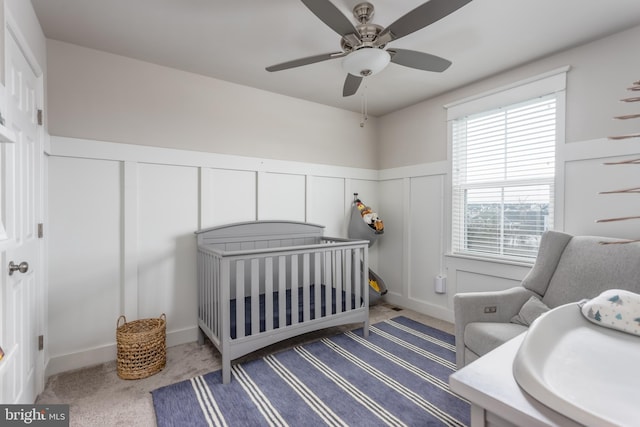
<box><xmin>451</xmin><ymin>95</ymin><xmax>557</xmax><ymax>261</ymax></box>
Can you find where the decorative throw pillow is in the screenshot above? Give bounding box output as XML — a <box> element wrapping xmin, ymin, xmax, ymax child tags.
<box><xmin>510</xmin><ymin>296</ymin><xmax>550</xmax><ymax>326</ymax></box>
<box><xmin>580</xmin><ymin>289</ymin><xmax>640</xmax><ymax>337</ymax></box>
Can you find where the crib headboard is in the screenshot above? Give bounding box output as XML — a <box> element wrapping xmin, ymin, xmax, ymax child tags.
<box><xmin>195</xmin><ymin>221</ymin><xmax>326</xmax><ymax>252</ymax></box>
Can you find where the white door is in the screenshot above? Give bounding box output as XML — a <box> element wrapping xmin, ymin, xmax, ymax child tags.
<box><xmin>0</xmin><ymin>29</ymin><xmax>43</xmax><ymax>404</ymax></box>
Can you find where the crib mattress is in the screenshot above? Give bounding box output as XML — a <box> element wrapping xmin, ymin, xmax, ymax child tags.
<box><xmin>230</xmin><ymin>284</ymin><xmax>357</xmax><ymax>339</ymax></box>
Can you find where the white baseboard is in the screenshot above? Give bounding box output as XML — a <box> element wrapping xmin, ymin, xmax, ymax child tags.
<box><xmin>383</xmin><ymin>294</ymin><xmax>455</xmax><ymax>324</ymax></box>
<box><xmin>45</xmin><ymin>326</ymin><xmax>200</xmax><ymax>378</ymax></box>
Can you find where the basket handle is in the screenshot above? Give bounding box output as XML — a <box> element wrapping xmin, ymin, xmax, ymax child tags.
<box><xmin>159</xmin><ymin>313</ymin><xmax>166</xmax><ymax>322</ymax></box>
<box><xmin>117</xmin><ymin>315</ymin><xmax>127</xmax><ymax>329</ymax></box>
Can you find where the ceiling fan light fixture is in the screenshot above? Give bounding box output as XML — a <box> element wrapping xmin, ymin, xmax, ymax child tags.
<box><xmin>342</xmin><ymin>47</ymin><xmax>390</xmax><ymax>77</ymax></box>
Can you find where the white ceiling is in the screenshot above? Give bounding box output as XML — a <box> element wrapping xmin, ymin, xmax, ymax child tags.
<box><xmin>30</xmin><ymin>0</ymin><xmax>640</xmax><ymax>117</ymax></box>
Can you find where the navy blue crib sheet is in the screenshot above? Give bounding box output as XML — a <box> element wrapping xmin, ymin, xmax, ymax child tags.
<box><xmin>229</xmin><ymin>284</ymin><xmax>357</xmax><ymax>339</ymax></box>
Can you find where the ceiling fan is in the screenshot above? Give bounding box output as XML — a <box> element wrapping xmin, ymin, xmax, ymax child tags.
<box><xmin>266</xmin><ymin>0</ymin><xmax>472</xmax><ymax>97</ymax></box>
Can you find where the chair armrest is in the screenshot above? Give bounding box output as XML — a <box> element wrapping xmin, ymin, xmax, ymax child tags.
<box><xmin>453</xmin><ymin>286</ymin><xmax>537</xmax><ymax>368</ymax></box>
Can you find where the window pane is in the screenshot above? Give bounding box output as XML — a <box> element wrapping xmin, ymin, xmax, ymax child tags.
<box><xmin>502</xmin><ymin>185</ymin><xmax>551</xmax><ymax>258</ymax></box>
<box><xmin>464</xmin><ymin>188</ymin><xmax>501</xmax><ymax>255</ymax></box>
<box><xmin>463</xmin><ymin>185</ymin><xmax>551</xmax><ymax>258</ymax></box>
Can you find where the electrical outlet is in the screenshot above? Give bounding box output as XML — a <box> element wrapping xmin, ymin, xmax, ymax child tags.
<box><xmin>484</xmin><ymin>306</ymin><xmax>497</xmax><ymax>314</ymax></box>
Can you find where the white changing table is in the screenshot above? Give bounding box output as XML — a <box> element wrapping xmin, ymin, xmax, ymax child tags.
<box><xmin>448</xmin><ymin>334</ymin><xmax>582</xmax><ymax>427</ymax></box>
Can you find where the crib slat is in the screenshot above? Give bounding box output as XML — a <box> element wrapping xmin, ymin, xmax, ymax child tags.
<box><xmin>265</xmin><ymin>257</ymin><xmax>273</xmax><ymax>332</ymax></box>
<box><xmin>202</xmin><ymin>252</ymin><xmax>210</xmax><ymax>334</ymax></box>
<box><xmin>314</xmin><ymin>252</ymin><xmax>322</xmax><ymax>320</ymax></box>
<box><xmin>198</xmin><ymin>251</ymin><xmax>203</xmax><ymax>323</ymax></box>
<box><xmin>212</xmin><ymin>254</ymin><xmax>217</xmax><ymax>337</ymax></box>
<box><xmin>344</xmin><ymin>249</ymin><xmax>352</xmax><ymax>310</ymax></box>
<box><xmin>324</xmin><ymin>250</ymin><xmax>332</xmax><ymax>316</ymax></box>
<box><xmin>353</xmin><ymin>250</ymin><xmax>362</xmax><ymax>308</ymax></box>
<box><xmin>303</xmin><ymin>253</ymin><xmax>310</xmax><ymax>322</ymax></box>
<box><xmin>251</xmin><ymin>258</ymin><xmax>260</xmax><ymax>336</ymax></box>
<box><xmin>216</xmin><ymin>255</ymin><xmax>222</xmax><ymax>337</ymax></box>
<box><xmin>207</xmin><ymin>254</ymin><xmax>212</xmax><ymax>335</ymax></box>
<box><xmin>278</xmin><ymin>256</ymin><xmax>286</xmax><ymax>329</ymax></box>
<box><xmin>291</xmin><ymin>255</ymin><xmax>299</xmax><ymax>325</ymax></box>
<box><xmin>236</xmin><ymin>260</ymin><xmax>245</xmax><ymax>338</ymax></box>
<box><xmin>362</xmin><ymin>246</ymin><xmax>369</xmax><ymax>309</ymax></box>
<box><xmin>340</xmin><ymin>250</ymin><xmax>346</xmax><ymax>311</ymax></box>
<box><xmin>221</xmin><ymin>257</ymin><xmax>231</xmax><ymax>344</ymax></box>
<box><xmin>212</xmin><ymin>255</ymin><xmax>218</xmax><ymax>337</ymax></box>
<box><xmin>210</xmin><ymin>254</ymin><xmax>215</xmax><ymax>335</ymax></box>
<box><xmin>351</xmin><ymin>249</ymin><xmax>362</xmax><ymax>308</ymax></box>
<box><xmin>206</xmin><ymin>254</ymin><xmax>210</xmax><ymax>326</ymax></box>
<box><xmin>335</xmin><ymin>250</ymin><xmax>342</xmax><ymax>314</ymax></box>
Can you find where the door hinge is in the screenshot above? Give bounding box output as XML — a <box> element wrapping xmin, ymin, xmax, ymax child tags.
<box><xmin>37</xmin><ymin>109</ymin><xmax>43</xmax><ymax>126</ymax></box>
<box><xmin>38</xmin><ymin>223</ymin><xmax>44</xmax><ymax>238</ymax></box>
<box><xmin>38</xmin><ymin>335</ymin><xmax>44</xmax><ymax>351</ymax></box>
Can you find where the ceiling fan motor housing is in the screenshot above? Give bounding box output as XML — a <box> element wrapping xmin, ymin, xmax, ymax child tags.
<box><xmin>340</xmin><ymin>24</ymin><xmax>384</xmax><ymax>51</ymax></box>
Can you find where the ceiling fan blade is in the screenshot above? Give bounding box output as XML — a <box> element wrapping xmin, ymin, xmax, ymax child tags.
<box><xmin>388</xmin><ymin>48</ymin><xmax>452</xmax><ymax>72</ymax></box>
<box><xmin>343</xmin><ymin>74</ymin><xmax>363</xmax><ymax>97</ymax></box>
<box><xmin>301</xmin><ymin>0</ymin><xmax>359</xmax><ymax>38</ymax></box>
<box><xmin>376</xmin><ymin>0</ymin><xmax>472</xmax><ymax>45</ymax></box>
<box><xmin>266</xmin><ymin>51</ymin><xmax>345</xmax><ymax>72</ymax></box>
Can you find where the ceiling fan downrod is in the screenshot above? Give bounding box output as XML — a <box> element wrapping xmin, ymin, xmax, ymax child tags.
<box><xmin>352</xmin><ymin>2</ymin><xmax>374</xmax><ymax>24</ymax></box>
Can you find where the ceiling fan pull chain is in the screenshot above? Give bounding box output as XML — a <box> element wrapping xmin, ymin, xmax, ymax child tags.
<box><xmin>360</xmin><ymin>83</ymin><xmax>369</xmax><ymax>127</ymax></box>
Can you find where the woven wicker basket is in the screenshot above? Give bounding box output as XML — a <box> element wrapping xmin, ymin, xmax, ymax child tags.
<box><xmin>116</xmin><ymin>313</ymin><xmax>166</xmax><ymax>380</ymax></box>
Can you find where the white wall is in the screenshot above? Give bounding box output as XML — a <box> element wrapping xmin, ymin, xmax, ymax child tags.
<box><xmin>379</xmin><ymin>25</ymin><xmax>640</xmax><ymax>170</ymax></box>
<box><xmin>46</xmin><ymin>137</ymin><xmax>379</xmax><ymax>376</ymax></box>
<box><xmin>45</xmin><ymin>40</ymin><xmax>380</xmax><ymax>170</ymax></box>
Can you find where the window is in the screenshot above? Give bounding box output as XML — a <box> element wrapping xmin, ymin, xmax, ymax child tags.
<box><xmin>447</xmin><ymin>69</ymin><xmax>566</xmax><ymax>262</ymax></box>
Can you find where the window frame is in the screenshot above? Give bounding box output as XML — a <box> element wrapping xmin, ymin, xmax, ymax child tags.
<box><xmin>445</xmin><ymin>67</ymin><xmax>568</xmax><ymax>263</ymax></box>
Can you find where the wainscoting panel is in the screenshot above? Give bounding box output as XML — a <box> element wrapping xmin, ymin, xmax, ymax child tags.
<box><xmin>48</xmin><ymin>156</ymin><xmax>122</xmax><ymax>366</ymax></box>
<box><xmin>408</xmin><ymin>175</ymin><xmax>445</xmax><ymax>305</ymax></box>
<box><xmin>257</xmin><ymin>172</ymin><xmax>306</xmax><ymax>221</ymax></box>
<box><xmin>307</xmin><ymin>175</ymin><xmax>345</xmax><ymax>237</ymax></box>
<box><xmin>200</xmin><ymin>168</ymin><xmax>257</xmax><ymax>229</ymax></box>
<box><xmin>137</xmin><ymin>163</ymin><xmax>199</xmax><ymax>335</ymax></box>
<box><xmin>377</xmin><ymin>179</ymin><xmax>405</xmax><ymax>297</ymax></box>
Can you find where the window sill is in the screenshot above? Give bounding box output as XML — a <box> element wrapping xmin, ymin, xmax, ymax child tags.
<box><xmin>445</xmin><ymin>252</ymin><xmax>534</xmax><ymax>268</ymax></box>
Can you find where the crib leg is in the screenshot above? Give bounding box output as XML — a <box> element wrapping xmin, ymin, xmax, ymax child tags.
<box><xmin>197</xmin><ymin>327</ymin><xmax>205</xmax><ymax>345</ymax></box>
<box><xmin>363</xmin><ymin>318</ymin><xmax>370</xmax><ymax>338</ymax></box>
<box><xmin>222</xmin><ymin>355</ymin><xmax>231</xmax><ymax>384</ymax></box>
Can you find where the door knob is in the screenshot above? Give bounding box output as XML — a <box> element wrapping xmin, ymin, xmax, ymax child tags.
<box><xmin>8</xmin><ymin>261</ymin><xmax>29</xmax><ymax>276</ymax></box>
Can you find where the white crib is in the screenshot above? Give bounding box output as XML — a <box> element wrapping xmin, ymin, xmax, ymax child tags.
<box><xmin>195</xmin><ymin>221</ymin><xmax>370</xmax><ymax>384</ymax></box>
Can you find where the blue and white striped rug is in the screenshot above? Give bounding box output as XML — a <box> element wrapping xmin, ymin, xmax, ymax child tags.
<box><xmin>152</xmin><ymin>316</ymin><xmax>469</xmax><ymax>426</ymax></box>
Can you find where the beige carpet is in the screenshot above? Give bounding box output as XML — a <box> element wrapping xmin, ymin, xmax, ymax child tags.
<box><xmin>36</xmin><ymin>303</ymin><xmax>454</xmax><ymax>427</ymax></box>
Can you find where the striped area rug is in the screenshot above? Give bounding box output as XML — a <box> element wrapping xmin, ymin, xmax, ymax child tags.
<box><xmin>152</xmin><ymin>316</ymin><xmax>469</xmax><ymax>426</ymax></box>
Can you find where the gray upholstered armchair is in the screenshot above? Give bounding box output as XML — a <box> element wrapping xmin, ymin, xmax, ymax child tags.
<box><xmin>454</xmin><ymin>230</ymin><xmax>640</xmax><ymax>369</ymax></box>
